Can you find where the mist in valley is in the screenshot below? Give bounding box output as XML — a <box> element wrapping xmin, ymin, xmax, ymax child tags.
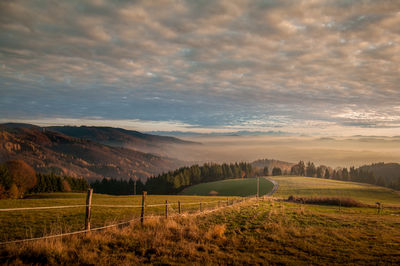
<box><xmin>162</xmin><ymin>135</ymin><xmax>400</xmax><ymax>168</ymax></box>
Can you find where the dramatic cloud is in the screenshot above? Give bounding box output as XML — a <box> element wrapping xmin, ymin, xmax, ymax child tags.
<box><xmin>1</xmin><ymin>0</ymin><xmax>399</xmax><ymax>135</ymax></box>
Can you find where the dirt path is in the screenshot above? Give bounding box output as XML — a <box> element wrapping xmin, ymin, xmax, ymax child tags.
<box><xmin>264</xmin><ymin>177</ymin><xmax>279</xmax><ymax>196</ymax></box>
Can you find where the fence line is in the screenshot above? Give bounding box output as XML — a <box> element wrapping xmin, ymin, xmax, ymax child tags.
<box><xmin>0</xmin><ymin>217</ymin><xmax>143</xmax><ymax>245</ymax></box>
<box><xmin>0</xmin><ymin>200</ymin><xmax>225</xmax><ymax>212</ymax></box>
<box><xmin>0</xmin><ymin>205</ymin><xmax>87</xmax><ymax>212</ymax></box>
<box><xmin>0</xmin><ymin>194</ymin><xmax>259</xmax><ymax>245</ymax></box>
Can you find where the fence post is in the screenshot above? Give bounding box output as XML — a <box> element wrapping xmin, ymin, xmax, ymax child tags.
<box><xmin>165</xmin><ymin>200</ymin><xmax>168</xmax><ymax>218</ymax></box>
<box><xmin>140</xmin><ymin>191</ymin><xmax>147</xmax><ymax>225</ymax></box>
<box><xmin>200</xmin><ymin>202</ymin><xmax>202</xmax><ymax>212</ymax></box>
<box><xmin>85</xmin><ymin>188</ymin><xmax>93</xmax><ymax>231</ymax></box>
<box><xmin>257</xmin><ymin>177</ymin><xmax>260</xmax><ymax>198</ymax></box>
<box><xmin>178</xmin><ymin>201</ymin><xmax>181</xmax><ymax>214</ymax></box>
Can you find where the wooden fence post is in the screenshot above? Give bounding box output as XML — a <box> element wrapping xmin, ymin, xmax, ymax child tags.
<box><xmin>165</xmin><ymin>200</ymin><xmax>168</xmax><ymax>218</ymax></box>
<box><xmin>200</xmin><ymin>202</ymin><xmax>202</xmax><ymax>212</ymax></box>
<box><xmin>257</xmin><ymin>177</ymin><xmax>260</xmax><ymax>198</ymax></box>
<box><xmin>140</xmin><ymin>191</ymin><xmax>147</xmax><ymax>225</ymax></box>
<box><xmin>85</xmin><ymin>188</ymin><xmax>93</xmax><ymax>231</ymax></box>
<box><xmin>178</xmin><ymin>201</ymin><xmax>181</xmax><ymax>214</ymax></box>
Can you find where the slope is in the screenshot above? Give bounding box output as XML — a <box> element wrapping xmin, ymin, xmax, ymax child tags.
<box><xmin>0</xmin><ymin>124</ymin><xmax>183</xmax><ymax>181</ymax></box>
<box><xmin>48</xmin><ymin>125</ymin><xmax>199</xmax><ymax>155</ymax></box>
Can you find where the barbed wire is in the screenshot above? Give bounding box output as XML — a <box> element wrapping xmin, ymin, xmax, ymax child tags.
<box><xmin>0</xmin><ymin>196</ymin><xmax>260</xmax><ymax>245</ymax></box>
<box><xmin>0</xmin><ymin>200</ymin><xmax>230</xmax><ymax>212</ymax></box>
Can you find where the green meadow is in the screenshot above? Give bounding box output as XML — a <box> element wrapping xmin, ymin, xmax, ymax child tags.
<box><xmin>182</xmin><ymin>177</ymin><xmax>274</xmax><ymax>196</ymax></box>
<box><xmin>273</xmin><ymin>176</ymin><xmax>400</xmax><ymax>206</ymax></box>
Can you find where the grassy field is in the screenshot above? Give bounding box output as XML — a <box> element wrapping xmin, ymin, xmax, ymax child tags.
<box><xmin>273</xmin><ymin>176</ymin><xmax>400</xmax><ymax>206</ymax></box>
<box><xmin>182</xmin><ymin>178</ymin><xmax>274</xmax><ymax>196</ymax></box>
<box><xmin>0</xmin><ymin>193</ymin><xmax>238</xmax><ymax>243</ymax></box>
<box><xmin>2</xmin><ymin>199</ymin><xmax>399</xmax><ymax>264</ymax></box>
<box><xmin>1</xmin><ymin>177</ymin><xmax>400</xmax><ymax>264</ymax></box>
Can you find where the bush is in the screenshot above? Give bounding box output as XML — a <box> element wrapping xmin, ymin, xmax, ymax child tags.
<box><xmin>287</xmin><ymin>195</ymin><xmax>366</xmax><ymax>207</ymax></box>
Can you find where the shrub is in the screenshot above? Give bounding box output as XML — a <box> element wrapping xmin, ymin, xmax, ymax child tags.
<box><xmin>287</xmin><ymin>195</ymin><xmax>366</xmax><ymax>207</ymax></box>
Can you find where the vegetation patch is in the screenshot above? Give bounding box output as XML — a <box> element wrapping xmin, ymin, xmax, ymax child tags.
<box><xmin>287</xmin><ymin>195</ymin><xmax>366</xmax><ymax>207</ymax></box>
<box><xmin>2</xmin><ymin>199</ymin><xmax>400</xmax><ymax>265</ymax></box>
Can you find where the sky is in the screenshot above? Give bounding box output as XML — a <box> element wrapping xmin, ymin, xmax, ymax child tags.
<box><xmin>1</xmin><ymin>0</ymin><xmax>400</xmax><ymax>136</ymax></box>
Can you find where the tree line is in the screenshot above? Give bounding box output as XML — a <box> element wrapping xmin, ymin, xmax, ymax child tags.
<box><xmin>0</xmin><ymin>160</ymin><xmax>89</xmax><ymax>199</ymax></box>
<box><xmin>92</xmin><ymin>162</ymin><xmax>254</xmax><ymax>195</ymax></box>
<box><xmin>289</xmin><ymin>160</ymin><xmax>399</xmax><ymax>189</ymax></box>
<box><xmin>30</xmin><ymin>173</ymin><xmax>89</xmax><ymax>193</ymax></box>
<box><xmin>91</xmin><ymin>178</ymin><xmax>145</xmax><ymax>195</ymax></box>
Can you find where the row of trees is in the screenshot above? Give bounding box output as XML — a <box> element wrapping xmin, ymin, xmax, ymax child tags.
<box><xmin>30</xmin><ymin>173</ymin><xmax>89</xmax><ymax>193</ymax></box>
<box><xmin>289</xmin><ymin>160</ymin><xmax>393</xmax><ymax>188</ymax></box>
<box><xmin>262</xmin><ymin>167</ymin><xmax>283</xmax><ymax>176</ymax></box>
<box><xmin>0</xmin><ymin>160</ymin><xmax>89</xmax><ymax>199</ymax></box>
<box><xmin>92</xmin><ymin>162</ymin><xmax>254</xmax><ymax>195</ymax></box>
<box><xmin>91</xmin><ymin>178</ymin><xmax>145</xmax><ymax>195</ymax></box>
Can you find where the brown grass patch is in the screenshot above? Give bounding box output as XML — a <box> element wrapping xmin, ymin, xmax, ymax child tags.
<box><xmin>287</xmin><ymin>195</ymin><xmax>366</xmax><ymax>207</ymax></box>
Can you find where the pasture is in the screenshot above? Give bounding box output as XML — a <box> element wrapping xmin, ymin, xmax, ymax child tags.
<box><xmin>0</xmin><ymin>193</ymin><xmax>237</xmax><ymax>243</ymax></box>
<box><xmin>182</xmin><ymin>177</ymin><xmax>274</xmax><ymax>196</ymax></box>
<box><xmin>273</xmin><ymin>176</ymin><xmax>400</xmax><ymax>206</ymax></box>
<box><xmin>2</xmin><ymin>198</ymin><xmax>400</xmax><ymax>265</ymax></box>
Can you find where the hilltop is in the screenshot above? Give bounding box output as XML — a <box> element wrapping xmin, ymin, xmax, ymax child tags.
<box><xmin>0</xmin><ymin>124</ymin><xmax>183</xmax><ymax>181</ymax></box>
<box><xmin>251</xmin><ymin>158</ymin><xmax>294</xmax><ymax>173</ymax></box>
<box><xmin>48</xmin><ymin>125</ymin><xmax>199</xmax><ymax>156</ymax></box>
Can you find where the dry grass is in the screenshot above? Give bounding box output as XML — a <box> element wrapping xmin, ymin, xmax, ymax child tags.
<box><xmin>287</xmin><ymin>195</ymin><xmax>366</xmax><ymax>207</ymax></box>
<box><xmin>1</xmin><ymin>198</ymin><xmax>400</xmax><ymax>265</ymax></box>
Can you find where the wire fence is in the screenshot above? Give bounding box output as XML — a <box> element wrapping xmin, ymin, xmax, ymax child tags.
<box><xmin>0</xmin><ymin>191</ymin><xmax>262</xmax><ymax>245</ymax></box>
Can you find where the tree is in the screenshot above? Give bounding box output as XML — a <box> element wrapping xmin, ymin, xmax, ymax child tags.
<box><xmin>291</xmin><ymin>161</ymin><xmax>305</xmax><ymax>176</ymax></box>
<box><xmin>272</xmin><ymin>167</ymin><xmax>282</xmax><ymax>176</ymax></box>
<box><xmin>324</xmin><ymin>169</ymin><xmax>330</xmax><ymax>179</ymax></box>
<box><xmin>263</xmin><ymin>166</ymin><xmax>269</xmax><ymax>176</ymax></box>
<box><xmin>316</xmin><ymin>167</ymin><xmax>323</xmax><ymax>178</ymax></box>
<box><xmin>5</xmin><ymin>160</ymin><xmax>36</xmax><ymax>197</ymax></box>
<box><xmin>342</xmin><ymin>168</ymin><xmax>349</xmax><ymax>181</ymax></box>
<box><xmin>0</xmin><ymin>164</ymin><xmax>12</xmax><ymax>190</ymax></box>
<box><xmin>306</xmin><ymin>162</ymin><xmax>316</xmax><ymax>177</ymax></box>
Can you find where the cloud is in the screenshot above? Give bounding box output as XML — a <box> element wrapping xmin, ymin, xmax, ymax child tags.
<box><xmin>0</xmin><ymin>0</ymin><xmax>399</xmax><ymax>135</ymax></box>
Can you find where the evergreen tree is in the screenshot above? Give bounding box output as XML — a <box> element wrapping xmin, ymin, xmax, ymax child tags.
<box><xmin>263</xmin><ymin>166</ymin><xmax>269</xmax><ymax>176</ymax></box>
<box><xmin>272</xmin><ymin>167</ymin><xmax>282</xmax><ymax>176</ymax></box>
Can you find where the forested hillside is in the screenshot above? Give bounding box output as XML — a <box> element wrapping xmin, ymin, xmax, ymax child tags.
<box><xmin>290</xmin><ymin>161</ymin><xmax>400</xmax><ymax>190</ymax></box>
<box><xmin>0</xmin><ymin>124</ymin><xmax>183</xmax><ymax>181</ymax></box>
<box><xmin>92</xmin><ymin>162</ymin><xmax>254</xmax><ymax>195</ymax></box>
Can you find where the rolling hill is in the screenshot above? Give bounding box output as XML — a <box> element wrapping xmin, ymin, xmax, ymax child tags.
<box><xmin>251</xmin><ymin>158</ymin><xmax>294</xmax><ymax>173</ymax></box>
<box><xmin>0</xmin><ymin>124</ymin><xmax>183</xmax><ymax>181</ymax></box>
<box><xmin>48</xmin><ymin>125</ymin><xmax>199</xmax><ymax>156</ymax></box>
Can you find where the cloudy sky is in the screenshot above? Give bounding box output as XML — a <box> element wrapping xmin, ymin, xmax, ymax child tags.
<box><xmin>1</xmin><ymin>0</ymin><xmax>400</xmax><ymax>135</ymax></box>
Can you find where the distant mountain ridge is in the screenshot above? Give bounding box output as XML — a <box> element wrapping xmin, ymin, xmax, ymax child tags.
<box><xmin>0</xmin><ymin>123</ymin><xmax>183</xmax><ymax>181</ymax></box>
<box><xmin>47</xmin><ymin>125</ymin><xmax>199</xmax><ymax>156</ymax></box>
